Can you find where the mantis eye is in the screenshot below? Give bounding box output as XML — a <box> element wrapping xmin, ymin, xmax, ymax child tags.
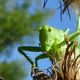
<box><xmin>48</xmin><ymin>28</ymin><xmax>52</xmax><ymax>32</ymax></box>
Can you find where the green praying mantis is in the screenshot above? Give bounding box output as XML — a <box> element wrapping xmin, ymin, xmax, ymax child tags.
<box><xmin>18</xmin><ymin>15</ymin><xmax>80</xmax><ymax>73</ymax></box>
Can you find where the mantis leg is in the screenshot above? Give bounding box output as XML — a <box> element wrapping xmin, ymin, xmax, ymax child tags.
<box><xmin>35</xmin><ymin>53</ymin><xmax>54</xmax><ymax>67</ymax></box>
<box><xmin>18</xmin><ymin>46</ymin><xmax>43</xmax><ymax>68</ymax></box>
<box><xmin>35</xmin><ymin>53</ymin><xmax>49</xmax><ymax>67</ymax></box>
<box><xmin>18</xmin><ymin>46</ymin><xmax>43</xmax><ymax>52</ymax></box>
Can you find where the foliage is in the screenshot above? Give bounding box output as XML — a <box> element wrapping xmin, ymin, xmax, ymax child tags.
<box><xmin>0</xmin><ymin>61</ymin><xmax>26</xmax><ymax>80</ymax></box>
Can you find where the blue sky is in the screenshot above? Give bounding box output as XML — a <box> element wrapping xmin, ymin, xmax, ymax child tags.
<box><xmin>7</xmin><ymin>0</ymin><xmax>78</xmax><ymax>80</ymax></box>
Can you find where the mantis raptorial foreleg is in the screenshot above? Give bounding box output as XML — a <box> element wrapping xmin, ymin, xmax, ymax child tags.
<box><xmin>18</xmin><ymin>47</ymin><xmax>35</xmax><ymax>68</ymax></box>
<box><xmin>18</xmin><ymin>46</ymin><xmax>53</xmax><ymax>80</ymax></box>
<box><xmin>35</xmin><ymin>52</ymin><xmax>56</xmax><ymax>67</ymax></box>
<box><xmin>18</xmin><ymin>46</ymin><xmax>42</xmax><ymax>52</ymax></box>
<box><xmin>35</xmin><ymin>53</ymin><xmax>50</xmax><ymax>67</ymax></box>
<box><xmin>18</xmin><ymin>46</ymin><xmax>54</xmax><ymax>67</ymax></box>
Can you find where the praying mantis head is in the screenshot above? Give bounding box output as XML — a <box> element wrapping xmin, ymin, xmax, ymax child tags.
<box><xmin>39</xmin><ymin>25</ymin><xmax>54</xmax><ymax>52</ymax></box>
